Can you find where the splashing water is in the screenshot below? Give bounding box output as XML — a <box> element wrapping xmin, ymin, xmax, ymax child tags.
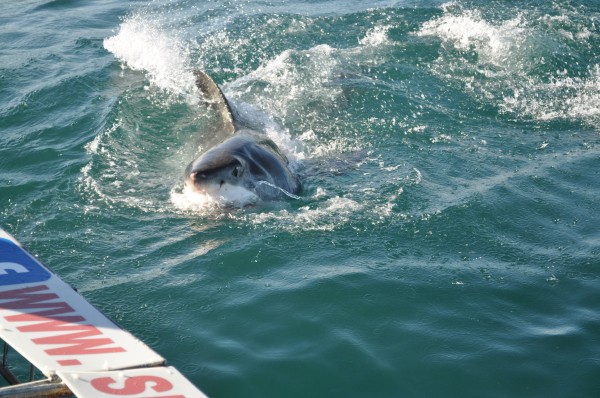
<box><xmin>415</xmin><ymin>2</ymin><xmax>600</xmax><ymax>126</ymax></box>
<box><xmin>103</xmin><ymin>14</ymin><xmax>196</xmax><ymax>96</ymax></box>
<box><xmin>417</xmin><ymin>8</ymin><xmax>527</xmax><ymax>69</ymax></box>
<box><xmin>170</xmin><ymin>183</ymin><xmax>260</xmax><ymax>212</ymax></box>
<box><xmin>92</xmin><ymin>3</ymin><xmax>446</xmax><ymax>227</ymax></box>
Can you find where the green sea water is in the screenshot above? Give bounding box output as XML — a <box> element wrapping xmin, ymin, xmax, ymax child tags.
<box><xmin>1</xmin><ymin>0</ymin><xmax>600</xmax><ymax>396</ymax></box>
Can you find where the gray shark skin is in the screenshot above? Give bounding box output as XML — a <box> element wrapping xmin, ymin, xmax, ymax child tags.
<box><xmin>185</xmin><ymin>70</ymin><xmax>301</xmax><ymax>205</ymax></box>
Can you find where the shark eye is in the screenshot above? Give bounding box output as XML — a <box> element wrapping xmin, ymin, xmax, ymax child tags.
<box><xmin>232</xmin><ymin>166</ymin><xmax>241</xmax><ymax>178</ymax></box>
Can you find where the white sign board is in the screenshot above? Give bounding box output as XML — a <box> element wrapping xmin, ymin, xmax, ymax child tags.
<box><xmin>58</xmin><ymin>367</ymin><xmax>209</xmax><ymax>398</ymax></box>
<box><xmin>0</xmin><ymin>229</ymin><xmax>165</xmax><ymax>375</ymax></box>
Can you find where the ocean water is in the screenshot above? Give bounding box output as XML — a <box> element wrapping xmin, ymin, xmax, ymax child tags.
<box><xmin>1</xmin><ymin>0</ymin><xmax>600</xmax><ymax>396</ymax></box>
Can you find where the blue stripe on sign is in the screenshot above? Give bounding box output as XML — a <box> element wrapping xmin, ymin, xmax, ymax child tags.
<box><xmin>0</xmin><ymin>238</ymin><xmax>52</xmax><ymax>286</ymax></box>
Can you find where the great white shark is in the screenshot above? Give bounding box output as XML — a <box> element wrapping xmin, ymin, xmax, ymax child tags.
<box><xmin>185</xmin><ymin>70</ymin><xmax>301</xmax><ymax>206</ymax></box>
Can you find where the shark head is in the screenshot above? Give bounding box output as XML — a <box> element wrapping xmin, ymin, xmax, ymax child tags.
<box><xmin>187</xmin><ymin>159</ymin><xmax>258</xmax><ymax>205</ymax></box>
<box><xmin>186</xmin><ymin>138</ymin><xmax>261</xmax><ymax>206</ymax></box>
<box><xmin>185</xmin><ymin>71</ymin><xmax>301</xmax><ymax>207</ymax></box>
<box><xmin>185</xmin><ymin>134</ymin><xmax>301</xmax><ymax>206</ymax></box>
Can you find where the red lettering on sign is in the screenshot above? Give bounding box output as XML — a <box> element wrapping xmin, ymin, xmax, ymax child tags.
<box><xmin>90</xmin><ymin>375</ymin><xmax>184</xmax><ymax>397</ymax></box>
<box><xmin>0</xmin><ymin>285</ymin><xmax>73</xmax><ymax>316</ymax></box>
<box><xmin>11</xmin><ymin>313</ymin><xmax>85</xmax><ymax>327</ymax></box>
<box><xmin>33</xmin><ymin>328</ymin><xmax>126</xmax><ymax>355</ymax></box>
<box><xmin>0</xmin><ymin>284</ymin><xmax>126</xmax><ymax>356</ymax></box>
<box><xmin>57</xmin><ymin>359</ymin><xmax>82</xmax><ymax>366</ymax></box>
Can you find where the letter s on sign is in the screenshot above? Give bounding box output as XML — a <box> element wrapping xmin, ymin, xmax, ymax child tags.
<box><xmin>91</xmin><ymin>375</ymin><xmax>173</xmax><ymax>395</ymax></box>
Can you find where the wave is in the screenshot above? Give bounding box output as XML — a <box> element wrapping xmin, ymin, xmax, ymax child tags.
<box><xmin>415</xmin><ymin>1</ymin><xmax>600</xmax><ymax>126</ymax></box>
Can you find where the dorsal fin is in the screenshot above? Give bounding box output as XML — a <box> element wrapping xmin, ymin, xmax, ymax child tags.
<box><xmin>193</xmin><ymin>69</ymin><xmax>236</xmax><ymax>136</ymax></box>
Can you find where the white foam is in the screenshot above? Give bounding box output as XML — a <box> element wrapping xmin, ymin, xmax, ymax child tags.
<box><xmin>170</xmin><ymin>183</ymin><xmax>220</xmax><ymax>211</ymax></box>
<box><xmin>359</xmin><ymin>25</ymin><xmax>391</xmax><ymax>47</ymax></box>
<box><xmin>247</xmin><ymin>196</ymin><xmax>363</xmax><ymax>232</ymax></box>
<box><xmin>222</xmin><ymin>43</ymin><xmax>360</xmax><ymax>162</ymax></box>
<box><xmin>226</xmin><ymin>44</ymin><xmax>342</xmax><ymax>120</ymax></box>
<box><xmin>501</xmin><ymin>64</ymin><xmax>600</xmax><ymax>124</ymax></box>
<box><xmin>415</xmin><ymin>2</ymin><xmax>600</xmax><ymax>127</ymax></box>
<box><xmin>170</xmin><ymin>183</ymin><xmax>259</xmax><ymax>211</ymax></box>
<box><xmin>103</xmin><ymin>14</ymin><xmax>196</xmax><ymax>96</ymax></box>
<box><xmin>85</xmin><ymin>118</ymin><xmax>122</xmax><ymax>155</ymax></box>
<box><xmin>416</xmin><ymin>7</ymin><xmax>526</xmax><ymax>69</ymax></box>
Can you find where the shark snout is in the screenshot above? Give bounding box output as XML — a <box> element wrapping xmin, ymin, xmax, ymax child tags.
<box><xmin>189</xmin><ymin>171</ymin><xmax>215</xmax><ymax>191</ymax></box>
<box><xmin>188</xmin><ymin>162</ymin><xmax>241</xmax><ymax>195</ymax></box>
<box><xmin>189</xmin><ymin>171</ymin><xmax>207</xmax><ymax>184</ymax></box>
